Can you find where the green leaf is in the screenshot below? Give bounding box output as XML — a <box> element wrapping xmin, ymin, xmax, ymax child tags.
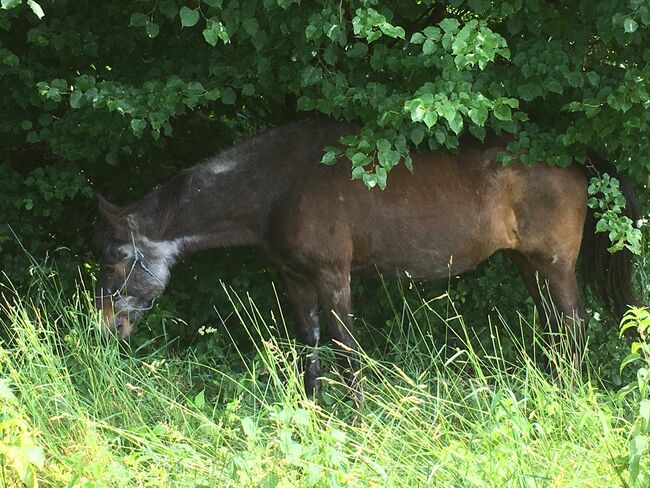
<box><xmin>243</xmin><ymin>18</ymin><xmax>259</xmax><ymax>36</ymax></box>
<box><xmin>351</xmin><ymin>152</ymin><xmax>368</xmax><ymax>166</ymax></box>
<box><xmin>305</xmin><ymin>24</ymin><xmax>319</xmax><ymax>40</ymax></box>
<box><xmin>424</xmin><ymin>110</ymin><xmax>438</xmax><ymax>128</ymax></box>
<box><xmin>586</xmin><ymin>71</ymin><xmax>599</xmax><ymax>86</ymax></box>
<box><xmin>493</xmin><ymin>103</ymin><xmax>512</xmax><ymax>121</ymax></box>
<box><xmin>624</xmin><ymin>17</ymin><xmax>638</xmax><ymax>33</ymax></box>
<box><xmin>351</xmin><ymin>165</ymin><xmax>365</xmax><ymax>179</ymax></box>
<box><xmin>204</xmin><ymin>88</ymin><xmax>220</xmax><ymax>100</ymax></box>
<box><xmin>376</xmin><ymin>166</ymin><xmax>388</xmax><ymax>190</ymax></box>
<box><xmin>305</xmin><ymin>464</ymin><xmax>323</xmax><ymax>486</ymax></box>
<box><xmin>410</xmin><ymin>126</ymin><xmax>425</xmax><ymax>145</ymax></box>
<box><xmin>180</xmin><ymin>6</ymin><xmax>200</xmax><ymax>27</ymax></box>
<box><xmin>25</xmin><ymin>446</ymin><xmax>45</xmax><ymax>467</ymax></box>
<box><xmin>0</xmin><ymin>379</ymin><xmax>15</xmax><ymax>401</ymax></box>
<box><xmin>293</xmin><ymin>408</ymin><xmax>311</xmax><ymax>426</ymax></box>
<box><xmin>410</xmin><ymin>105</ymin><xmax>426</xmax><ymax>122</ymax></box>
<box><xmin>241</xmin><ymin>417</ymin><xmax>256</xmax><ymax>438</ymax></box>
<box><xmin>69</xmin><ymin>90</ymin><xmax>83</xmax><ymax>108</ymax></box>
<box><xmin>621</xmin><ymin>352</ymin><xmax>641</xmax><ymax>372</ymax></box>
<box><xmin>376</xmin><ymin>138</ymin><xmax>391</xmax><ymax>153</ymax></box>
<box><xmin>221</xmin><ymin>87</ymin><xmax>236</xmax><ymax>104</ymax></box>
<box><xmin>46</xmin><ymin>87</ymin><xmax>61</xmax><ymax>102</ymax></box>
<box><xmin>629</xmin><ymin>435</ymin><xmax>648</xmax><ymax>480</ymax></box>
<box><xmin>422</xmin><ymin>39</ymin><xmax>435</xmax><ymax>55</ymax></box>
<box><xmin>410</xmin><ymin>32</ymin><xmax>425</xmax><ymax>44</ymax></box>
<box><xmin>1</xmin><ymin>0</ymin><xmax>22</xmax><ymax>9</ymax></box>
<box><xmin>206</xmin><ymin>19</ymin><xmax>230</xmax><ymax>43</ymax></box>
<box><xmin>380</xmin><ymin>23</ymin><xmax>405</xmax><ymax>39</ymax></box>
<box><xmin>260</xmin><ymin>473</ymin><xmax>279</xmax><ymax>488</ymax></box>
<box><xmin>106</xmin><ymin>152</ymin><xmax>118</xmax><ymax>165</ymax></box>
<box><xmin>547</xmin><ymin>80</ymin><xmax>563</xmax><ymax>94</ymax></box>
<box><xmin>27</xmin><ymin>0</ymin><xmax>44</xmax><ymax>18</ymax></box>
<box><xmin>363</xmin><ymin>172</ymin><xmax>378</xmax><ymax>188</ymax></box>
<box><xmin>438</xmin><ymin>101</ymin><xmax>456</xmax><ymax>124</ymax></box>
<box><xmin>469</xmin><ymin>105</ymin><xmax>488</xmax><ymax>126</ymax></box>
<box><xmin>404</xmin><ymin>154</ymin><xmax>414</xmax><ymax>172</ymax></box>
<box><xmin>640</xmin><ymin>400</ymin><xmax>650</xmax><ymax>429</ymax></box>
<box><xmin>324</xmin><ymin>146</ymin><xmax>342</xmax><ymax>156</ymax></box>
<box><xmin>251</xmin><ymin>30</ymin><xmax>266</xmax><ymax>50</ymax></box>
<box><xmin>194</xmin><ymin>389</ymin><xmax>206</xmax><ymax>409</ymax></box>
<box><xmin>203</xmin><ymin>25</ymin><xmax>219</xmax><ymax>46</ymax></box>
<box><xmin>159</xmin><ymin>0</ymin><xmax>178</xmax><ymax>20</ymax></box>
<box><xmin>321</xmin><ymin>151</ymin><xmax>337</xmax><ymax>165</ymax></box>
<box><xmin>423</xmin><ymin>26</ymin><xmax>441</xmax><ymax>40</ymax></box>
<box><xmin>186</xmin><ymin>81</ymin><xmax>204</xmax><ymax>94</ymax></box>
<box><xmin>439</xmin><ymin>18</ymin><xmax>460</xmax><ymax>33</ymax></box>
<box><xmin>130</xmin><ymin>12</ymin><xmax>148</xmax><ymax>27</ymax></box>
<box><xmin>130</xmin><ymin>118</ymin><xmax>146</xmax><ymax>135</ymax></box>
<box><xmin>448</xmin><ymin>114</ymin><xmax>463</xmax><ymax>134</ymax></box>
<box><xmin>146</xmin><ymin>21</ymin><xmax>160</xmax><ymax>38</ymax></box>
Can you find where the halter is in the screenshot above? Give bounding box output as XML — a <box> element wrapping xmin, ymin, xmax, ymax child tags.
<box><xmin>95</xmin><ymin>231</ymin><xmax>165</xmax><ymax>312</ymax></box>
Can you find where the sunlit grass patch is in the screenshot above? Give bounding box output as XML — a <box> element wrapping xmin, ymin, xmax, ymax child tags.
<box><xmin>0</xmin><ymin>271</ymin><xmax>640</xmax><ymax>487</ymax></box>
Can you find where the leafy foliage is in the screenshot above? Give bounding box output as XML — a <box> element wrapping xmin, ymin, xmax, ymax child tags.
<box><xmin>619</xmin><ymin>307</ymin><xmax>650</xmax><ymax>487</ymax></box>
<box><xmin>0</xmin><ymin>377</ymin><xmax>45</xmax><ymax>488</ymax></box>
<box><xmin>588</xmin><ymin>173</ymin><xmax>643</xmax><ymax>254</ymax></box>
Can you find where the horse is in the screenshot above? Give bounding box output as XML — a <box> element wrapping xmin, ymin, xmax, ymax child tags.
<box><xmin>94</xmin><ymin>117</ymin><xmax>640</xmax><ymax>400</ymax></box>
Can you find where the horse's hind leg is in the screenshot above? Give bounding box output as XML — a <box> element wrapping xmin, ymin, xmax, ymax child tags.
<box><xmin>506</xmin><ymin>250</ymin><xmax>587</xmax><ymax>369</ymax></box>
<box><xmin>536</xmin><ymin>260</ymin><xmax>588</xmax><ymax>369</ymax></box>
<box><xmin>315</xmin><ymin>267</ymin><xmax>363</xmax><ymax>404</ymax></box>
<box><xmin>281</xmin><ymin>271</ymin><xmax>321</xmax><ymax>397</ymax></box>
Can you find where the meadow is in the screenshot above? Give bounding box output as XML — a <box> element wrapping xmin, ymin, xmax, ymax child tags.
<box><xmin>1</xmin><ymin>259</ymin><xmax>649</xmax><ymax>488</ymax></box>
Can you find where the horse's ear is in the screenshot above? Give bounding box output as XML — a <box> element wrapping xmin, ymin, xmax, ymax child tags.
<box><xmin>96</xmin><ymin>193</ymin><xmax>130</xmax><ymax>239</ymax></box>
<box><xmin>96</xmin><ymin>193</ymin><xmax>120</xmax><ymax>215</ymax></box>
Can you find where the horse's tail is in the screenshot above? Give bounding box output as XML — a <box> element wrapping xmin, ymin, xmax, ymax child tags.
<box><xmin>580</xmin><ymin>152</ymin><xmax>642</xmax><ymax>319</ymax></box>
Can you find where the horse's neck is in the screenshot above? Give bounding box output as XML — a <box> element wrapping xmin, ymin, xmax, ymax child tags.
<box><xmin>150</xmin><ymin>158</ymin><xmax>282</xmax><ymax>256</ymax></box>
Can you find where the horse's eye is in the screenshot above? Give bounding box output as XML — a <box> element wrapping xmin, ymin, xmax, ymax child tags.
<box><xmin>103</xmin><ymin>247</ymin><xmax>129</xmax><ymax>265</ymax></box>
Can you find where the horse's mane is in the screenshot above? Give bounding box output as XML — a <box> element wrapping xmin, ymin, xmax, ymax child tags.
<box><xmin>155</xmin><ymin>168</ymin><xmax>194</xmax><ymax>236</ymax></box>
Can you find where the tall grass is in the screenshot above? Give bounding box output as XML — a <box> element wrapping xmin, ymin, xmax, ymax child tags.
<box><xmin>0</xmin><ymin>270</ymin><xmax>640</xmax><ymax>487</ymax></box>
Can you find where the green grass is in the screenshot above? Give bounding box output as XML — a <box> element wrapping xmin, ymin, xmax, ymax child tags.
<box><xmin>0</xmin><ymin>272</ymin><xmax>642</xmax><ymax>487</ymax></box>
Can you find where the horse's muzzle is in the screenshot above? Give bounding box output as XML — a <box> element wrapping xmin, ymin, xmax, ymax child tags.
<box><xmin>100</xmin><ymin>305</ymin><xmax>134</xmax><ymax>340</ymax></box>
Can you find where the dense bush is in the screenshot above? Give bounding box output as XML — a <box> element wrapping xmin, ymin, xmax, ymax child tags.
<box><xmin>1</xmin><ymin>0</ymin><xmax>648</xmax><ymax>365</ymax></box>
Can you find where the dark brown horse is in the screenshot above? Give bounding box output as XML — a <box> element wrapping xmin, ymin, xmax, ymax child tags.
<box><xmin>94</xmin><ymin>117</ymin><xmax>640</xmax><ymax>398</ymax></box>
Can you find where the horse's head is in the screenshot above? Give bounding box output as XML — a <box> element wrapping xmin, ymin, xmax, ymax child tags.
<box><xmin>94</xmin><ymin>195</ymin><xmax>176</xmax><ymax>339</ymax></box>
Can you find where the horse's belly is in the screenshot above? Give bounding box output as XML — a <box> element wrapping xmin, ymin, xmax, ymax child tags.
<box><xmin>351</xmin><ymin>225</ymin><xmax>496</xmax><ymax>280</ymax></box>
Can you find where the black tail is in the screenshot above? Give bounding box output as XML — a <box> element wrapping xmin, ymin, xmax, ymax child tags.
<box><xmin>580</xmin><ymin>152</ymin><xmax>642</xmax><ymax>319</ymax></box>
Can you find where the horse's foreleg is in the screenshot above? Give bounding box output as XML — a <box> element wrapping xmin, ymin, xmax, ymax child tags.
<box><xmin>281</xmin><ymin>272</ymin><xmax>321</xmax><ymax>398</ymax></box>
<box><xmin>316</xmin><ymin>268</ymin><xmax>363</xmax><ymax>404</ymax></box>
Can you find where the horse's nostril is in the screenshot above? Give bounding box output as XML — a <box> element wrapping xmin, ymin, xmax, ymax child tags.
<box><xmin>117</xmin><ymin>315</ymin><xmax>133</xmax><ymax>340</ymax></box>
